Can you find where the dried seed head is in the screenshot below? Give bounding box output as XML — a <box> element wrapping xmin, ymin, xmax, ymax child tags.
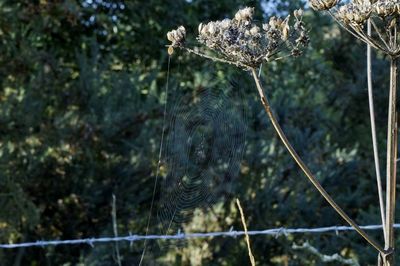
<box><xmin>294</xmin><ymin>9</ymin><xmax>304</xmax><ymax>19</ymax></box>
<box><xmin>280</xmin><ymin>16</ymin><xmax>290</xmax><ymax>41</ymax></box>
<box><xmin>312</xmin><ymin>0</ymin><xmax>400</xmax><ymax>56</ymax></box>
<box><xmin>196</xmin><ymin>8</ymin><xmax>309</xmax><ymax>67</ymax></box>
<box><xmin>250</xmin><ymin>25</ymin><xmax>260</xmax><ymax>35</ymax></box>
<box><xmin>353</xmin><ymin>0</ymin><xmax>377</xmax><ymax>5</ymax></box>
<box><xmin>309</xmin><ymin>0</ymin><xmax>340</xmax><ymax>11</ymax></box>
<box><xmin>374</xmin><ymin>1</ymin><xmax>399</xmax><ymax>17</ymax></box>
<box><xmin>262</xmin><ymin>23</ymin><xmax>270</xmax><ymax>32</ymax></box>
<box><xmin>219</xmin><ymin>19</ymin><xmax>231</xmax><ymax>30</ymax></box>
<box><xmin>269</xmin><ymin>16</ymin><xmax>283</xmax><ymax>29</ymax></box>
<box><xmin>168</xmin><ymin>7</ymin><xmax>309</xmax><ymax>67</ymax></box>
<box><xmin>168</xmin><ymin>46</ymin><xmax>174</xmax><ymax>55</ymax></box>
<box><xmin>208</xmin><ymin>23</ymin><xmax>216</xmax><ymax>35</ymax></box>
<box><xmin>198</xmin><ymin>23</ymin><xmax>204</xmax><ymax>34</ymax></box>
<box><xmin>338</xmin><ymin>4</ymin><xmax>371</xmax><ymax>25</ymax></box>
<box><xmin>336</xmin><ymin>0</ymin><xmax>400</xmax><ymax>25</ymax></box>
<box><xmin>234</xmin><ymin>7</ymin><xmax>254</xmax><ymax>22</ymax></box>
<box><xmin>167</xmin><ymin>26</ymin><xmax>186</xmax><ymax>47</ymax></box>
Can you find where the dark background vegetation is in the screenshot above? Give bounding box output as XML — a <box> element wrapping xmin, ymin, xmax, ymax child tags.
<box><xmin>0</xmin><ymin>0</ymin><xmax>398</xmax><ymax>265</ymax></box>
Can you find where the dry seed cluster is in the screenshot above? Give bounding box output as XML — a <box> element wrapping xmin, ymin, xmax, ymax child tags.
<box><xmin>337</xmin><ymin>4</ymin><xmax>371</xmax><ymax>25</ymax></box>
<box><xmin>167</xmin><ymin>26</ymin><xmax>186</xmax><ymax>47</ymax></box>
<box><xmin>309</xmin><ymin>0</ymin><xmax>340</xmax><ymax>11</ymax></box>
<box><xmin>309</xmin><ymin>0</ymin><xmax>400</xmax><ymax>56</ymax></box>
<box><xmin>310</xmin><ymin>0</ymin><xmax>400</xmax><ymax>23</ymax></box>
<box><xmin>167</xmin><ymin>7</ymin><xmax>309</xmax><ymax>68</ymax></box>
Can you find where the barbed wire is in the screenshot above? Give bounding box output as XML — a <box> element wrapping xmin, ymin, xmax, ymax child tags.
<box><xmin>1</xmin><ymin>224</ymin><xmax>398</xmax><ymax>249</ymax></box>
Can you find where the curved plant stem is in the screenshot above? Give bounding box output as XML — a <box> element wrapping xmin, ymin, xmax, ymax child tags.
<box><xmin>367</xmin><ymin>19</ymin><xmax>387</xmax><ymax>242</ymax></box>
<box><xmin>250</xmin><ymin>68</ymin><xmax>385</xmax><ymax>255</ymax></box>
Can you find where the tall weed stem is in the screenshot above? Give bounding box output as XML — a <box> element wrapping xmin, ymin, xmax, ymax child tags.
<box><xmin>250</xmin><ymin>68</ymin><xmax>386</xmax><ymax>255</ymax></box>
<box><xmin>367</xmin><ymin>19</ymin><xmax>386</xmax><ymax>242</ymax></box>
<box><xmin>383</xmin><ymin>57</ymin><xmax>398</xmax><ymax>265</ymax></box>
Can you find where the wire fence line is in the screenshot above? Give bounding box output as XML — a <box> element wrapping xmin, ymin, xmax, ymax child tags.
<box><xmin>1</xmin><ymin>224</ymin><xmax>399</xmax><ymax>249</ymax></box>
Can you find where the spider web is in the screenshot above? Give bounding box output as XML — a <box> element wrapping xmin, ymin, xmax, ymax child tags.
<box><xmin>154</xmin><ymin>83</ymin><xmax>248</xmax><ymax>249</ymax></box>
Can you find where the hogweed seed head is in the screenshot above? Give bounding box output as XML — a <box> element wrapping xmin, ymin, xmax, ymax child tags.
<box><xmin>374</xmin><ymin>1</ymin><xmax>400</xmax><ymax>17</ymax></box>
<box><xmin>173</xmin><ymin>7</ymin><xmax>308</xmax><ymax>68</ymax></box>
<box><xmin>294</xmin><ymin>9</ymin><xmax>304</xmax><ymax>19</ymax></box>
<box><xmin>309</xmin><ymin>0</ymin><xmax>340</xmax><ymax>11</ymax></box>
<box><xmin>167</xmin><ymin>26</ymin><xmax>186</xmax><ymax>47</ymax></box>
<box><xmin>250</xmin><ymin>25</ymin><xmax>261</xmax><ymax>36</ymax></box>
<box><xmin>167</xmin><ymin>7</ymin><xmax>309</xmax><ymax>68</ymax></box>
<box><xmin>311</xmin><ymin>0</ymin><xmax>400</xmax><ymax>57</ymax></box>
<box><xmin>336</xmin><ymin>3</ymin><xmax>372</xmax><ymax>26</ymax></box>
<box><xmin>234</xmin><ymin>7</ymin><xmax>254</xmax><ymax>22</ymax></box>
<box><xmin>353</xmin><ymin>0</ymin><xmax>377</xmax><ymax>5</ymax></box>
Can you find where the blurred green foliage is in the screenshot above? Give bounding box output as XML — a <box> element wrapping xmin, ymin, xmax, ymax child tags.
<box><xmin>0</xmin><ymin>0</ymin><xmax>398</xmax><ymax>265</ymax></box>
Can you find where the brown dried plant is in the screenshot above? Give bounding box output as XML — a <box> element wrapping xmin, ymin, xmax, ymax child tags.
<box><xmin>167</xmin><ymin>6</ymin><xmax>389</xmax><ymax>264</ymax></box>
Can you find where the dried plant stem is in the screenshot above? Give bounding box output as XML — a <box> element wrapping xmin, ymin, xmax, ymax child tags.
<box><xmin>367</xmin><ymin>19</ymin><xmax>386</xmax><ymax>242</ymax></box>
<box><xmin>383</xmin><ymin>57</ymin><xmax>398</xmax><ymax>266</ymax></box>
<box><xmin>250</xmin><ymin>68</ymin><xmax>385</xmax><ymax>255</ymax></box>
<box><xmin>236</xmin><ymin>199</ymin><xmax>256</xmax><ymax>266</ymax></box>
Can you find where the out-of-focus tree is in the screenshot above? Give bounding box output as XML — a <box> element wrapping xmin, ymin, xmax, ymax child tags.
<box><xmin>0</xmin><ymin>0</ymin><xmax>395</xmax><ymax>265</ymax></box>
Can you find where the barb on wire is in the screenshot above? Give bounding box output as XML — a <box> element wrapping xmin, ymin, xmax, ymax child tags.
<box><xmin>1</xmin><ymin>224</ymin><xmax>399</xmax><ymax>249</ymax></box>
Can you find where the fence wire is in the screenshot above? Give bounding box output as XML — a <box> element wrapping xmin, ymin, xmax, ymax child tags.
<box><xmin>1</xmin><ymin>224</ymin><xmax>398</xmax><ymax>249</ymax></box>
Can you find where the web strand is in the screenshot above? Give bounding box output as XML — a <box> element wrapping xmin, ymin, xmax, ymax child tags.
<box><xmin>138</xmin><ymin>55</ymin><xmax>171</xmax><ymax>266</ymax></box>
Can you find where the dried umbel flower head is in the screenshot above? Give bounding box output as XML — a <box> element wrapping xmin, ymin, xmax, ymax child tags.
<box><xmin>310</xmin><ymin>0</ymin><xmax>400</xmax><ymax>57</ymax></box>
<box><xmin>234</xmin><ymin>7</ymin><xmax>254</xmax><ymax>22</ymax></box>
<box><xmin>336</xmin><ymin>2</ymin><xmax>372</xmax><ymax>25</ymax></box>
<box><xmin>374</xmin><ymin>1</ymin><xmax>400</xmax><ymax>17</ymax></box>
<box><xmin>167</xmin><ymin>26</ymin><xmax>186</xmax><ymax>47</ymax></box>
<box><xmin>309</xmin><ymin>0</ymin><xmax>340</xmax><ymax>11</ymax></box>
<box><xmin>190</xmin><ymin>7</ymin><xmax>309</xmax><ymax>68</ymax></box>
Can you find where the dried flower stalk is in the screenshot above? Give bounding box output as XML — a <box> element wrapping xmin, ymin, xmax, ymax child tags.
<box><xmin>367</xmin><ymin>18</ymin><xmax>387</xmax><ymax>244</ymax></box>
<box><xmin>308</xmin><ymin>1</ymin><xmax>399</xmax><ymax>264</ymax></box>
<box><xmin>167</xmin><ymin>5</ymin><xmax>386</xmax><ymax>259</ymax></box>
